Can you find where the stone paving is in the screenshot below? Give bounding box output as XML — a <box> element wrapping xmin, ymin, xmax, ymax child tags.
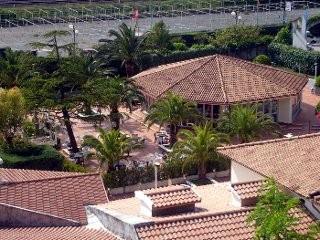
<box><xmin>57</xmin><ymin>82</ymin><xmax>320</xmax><ymax>170</ymax></box>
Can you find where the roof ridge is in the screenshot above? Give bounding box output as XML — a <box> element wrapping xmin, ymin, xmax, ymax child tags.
<box><xmin>0</xmin><ymin>172</ymin><xmax>100</xmax><ymax>186</ymax></box>
<box><xmin>231</xmin><ymin>179</ymin><xmax>266</xmax><ymax>187</ymax></box>
<box><xmin>132</xmin><ymin>57</ymin><xmax>210</xmax><ymax>80</ymax></box>
<box><xmin>135</xmin><ymin>207</ymin><xmax>255</xmax><ymax>227</ymax></box>
<box><xmin>144</xmin><ymin>185</ymin><xmax>191</xmax><ymax>195</ymax></box>
<box><xmin>217</xmin><ymin>132</ymin><xmax>320</xmax><ymax>151</ymax></box>
<box><xmin>215</xmin><ymin>55</ymin><xmax>228</xmax><ymax>103</ymax></box>
<box><xmin>157</xmin><ymin>56</ymin><xmax>215</xmax><ymax>98</ymax></box>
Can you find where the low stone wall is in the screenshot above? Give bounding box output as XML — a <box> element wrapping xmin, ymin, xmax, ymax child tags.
<box><xmin>109</xmin><ymin>170</ymin><xmax>230</xmax><ymax>195</ymax></box>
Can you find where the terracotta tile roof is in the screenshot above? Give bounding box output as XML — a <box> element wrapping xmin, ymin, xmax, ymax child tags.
<box><xmin>232</xmin><ymin>181</ymin><xmax>264</xmax><ymax>200</ymax></box>
<box><xmin>218</xmin><ymin>133</ymin><xmax>320</xmax><ymax>198</ymax></box>
<box><xmin>0</xmin><ymin>226</ymin><xmax>118</xmax><ymax>240</ymax></box>
<box><xmin>0</xmin><ymin>168</ymin><xmax>83</xmax><ymax>183</ymax></box>
<box><xmin>101</xmin><ymin>183</ymin><xmax>239</xmax><ymax>221</ymax></box>
<box><xmin>132</xmin><ymin>55</ymin><xmax>308</xmax><ymax>104</ymax></box>
<box><xmin>142</xmin><ymin>185</ymin><xmax>201</xmax><ymax>209</ymax></box>
<box><xmin>135</xmin><ymin>208</ymin><xmax>315</xmax><ymax>240</ymax></box>
<box><xmin>0</xmin><ymin>173</ymin><xmax>108</xmax><ymax>225</ymax></box>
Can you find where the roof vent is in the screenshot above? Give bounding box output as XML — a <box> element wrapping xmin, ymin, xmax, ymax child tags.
<box><xmin>135</xmin><ymin>185</ymin><xmax>201</xmax><ymax>217</ymax></box>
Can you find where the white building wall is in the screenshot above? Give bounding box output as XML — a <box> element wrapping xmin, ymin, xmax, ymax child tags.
<box><xmin>230</xmin><ymin>161</ymin><xmax>264</xmax><ymax>184</ymax></box>
<box><xmin>278</xmin><ymin>97</ymin><xmax>292</xmax><ymax>123</ymax></box>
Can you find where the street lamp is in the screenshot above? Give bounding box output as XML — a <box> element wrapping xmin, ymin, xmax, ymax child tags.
<box><xmin>69</xmin><ymin>24</ymin><xmax>79</xmax><ymax>55</ymax></box>
<box><xmin>314</xmin><ymin>62</ymin><xmax>318</xmax><ymax>81</ymax></box>
<box><xmin>154</xmin><ymin>162</ymin><xmax>160</xmax><ymax>188</ymax></box>
<box><xmin>231</xmin><ymin>11</ymin><xmax>242</xmax><ymax>25</ymax></box>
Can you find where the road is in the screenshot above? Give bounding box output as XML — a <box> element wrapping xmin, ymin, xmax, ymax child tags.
<box><xmin>0</xmin><ymin>7</ymin><xmax>319</xmax><ymax>50</ymax></box>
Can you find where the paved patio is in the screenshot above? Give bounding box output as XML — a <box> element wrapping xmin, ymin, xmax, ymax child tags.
<box><xmin>56</xmin><ymin>81</ymin><xmax>320</xmax><ymax>171</ymax></box>
<box><xmin>280</xmin><ymin>81</ymin><xmax>320</xmax><ymax>136</ymax></box>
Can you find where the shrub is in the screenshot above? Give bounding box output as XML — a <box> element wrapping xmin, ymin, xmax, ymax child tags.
<box><xmin>172</xmin><ymin>42</ymin><xmax>188</xmax><ymax>51</ymax></box>
<box><xmin>315</xmin><ymin>101</ymin><xmax>320</xmax><ymax>115</ymax></box>
<box><xmin>63</xmin><ymin>160</ymin><xmax>91</xmax><ymax>173</ymax></box>
<box><xmin>23</xmin><ymin>120</ymin><xmax>36</xmax><ymax>138</ymax></box>
<box><xmin>102</xmin><ymin>153</ymin><xmax>230</xmax><ymax>189</ymax></box>
<box><xmin>165</xmin><ymin>46</ymin><xmax>218</xmax><ymax>63</ymax></box>
<box><xmin>258</xmin><ymin>35</ymin><xmax>274</xmax><ymax>45</ymax></box>
<box><xmin>191</xmin><ymin>44</ymin><xmax>212</xmax><ymax>50</ymax></box>
<box><xmin>315</xmin><ymin>76</ymin><xmax>320</xmax><ymax>88</ymax></box>
<box><xmin>0</xmin><ymin>144</ymin><xmax>64</xmax><ymax>170</ymax></box>
<box><xmin>253</xmin><ymin>54</ymin><xmax>272</xmax><ymax>65</ymax></box>
<box><xmin>213</xmin><ymin>25</ymin><xmax>260</xmax><ymax>50</ymax></box>
<box><xmin>274</xmin><ymin>24</ymin><xmax>292</xmax><ymax>45</ymax></box>
<box><xmin>268</xmin><ymin>43</ymin><xmax>320</xmax><ymax>74</ymax></box>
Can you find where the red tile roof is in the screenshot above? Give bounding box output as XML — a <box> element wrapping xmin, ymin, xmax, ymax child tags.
<box><xmin>132</xmin><ymin>55</ymin><xmax>308</xmax><ymax>104</ymax></box>
<box><xmin>142</xmin><ymin>185</ymin><xmax>201</xmax><ymax>209</ymax></box>
<box><xmin>232</xmin><ymin>181</ymin><xmax>264</xmax><ymax>200</ymax></box>
<box><xmin>0</xmin><ymin>226</ymin><xmax>118</xmax><ymax>240</ymax></box>
<box><xmin>0</xmin><ymin>168</ymin><xmax>82</xmax><ymax>183</ymax></box>
<box><xmin>218</xmin><ymin>133</ymin><xmax>320</xmax><ymax>198</ymax></box>
<box><xmin>0</xmin><ymin>173</ymin><xmax>108</xmax><ymax>225</ymax></box>
<box><xmin>135</xmin><ymin>208</ymin><xmax>315</xmax><ymax>240</ymax></box>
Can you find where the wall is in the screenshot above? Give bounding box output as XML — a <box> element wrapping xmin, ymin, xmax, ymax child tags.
<box><xmin>292</xmin><ymin>18</ymin><xmax>308</xmax><ymax>50</ymax></box>
<box><xmin>109</xmin><ymin>170</ymin><xmax>230</xmax><ymax>195</ymax></box>
<box><xmin>278</xmin><ymin>97</ymin><xmax>292</xmax><ymax>123</ymax></box>
<box><xmin>87</xmin><ymin>206</ymin><xmax>143</xmax><ymax>240</ymax></box>
<box><xmin>231</xmin><ymin>161</ymin><xmax>264</xmax><ymax>184</ymax></box>
<box><xmin>0</xmin><ymin>203</ymin><xmax>78</xmax><ymax>227</ymax></box>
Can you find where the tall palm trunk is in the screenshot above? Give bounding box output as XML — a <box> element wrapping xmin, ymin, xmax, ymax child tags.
<box><xmin>198</xmin><ymin>158</ymin><xmax>206</xmax><ymax>180</ymax></box>
<box><xmin>62</xmin><ymin>107</ymin><xmax>79</xmax><ymax>153</ymax></box>
<box><xmin>60</xmin><ymin>84</ymin><xmax>78</xmax><ymax>153</ymax></box>
<box><xmin>125</xmin><ymin>61</ymin><xmax>135</xmax><ymax>77</ymax></box>
<box><xmin>169</xmin><ymin>124</ymin><xmax>177</xmax><ymax>147</ymax></box>
<box><xmin>110</xmin><ymin>108</ymin><xmax>120</xmax><ymax>130</ymax></box>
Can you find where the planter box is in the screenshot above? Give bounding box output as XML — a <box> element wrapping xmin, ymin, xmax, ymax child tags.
<box><xmin>108</xmin><ymin>169</ymin><xmax>231</xmax><ymax>195</ymax></box>
<box><xmin>109</xmin><ymin>187</ymin><xmax>124</xmax><ymax>195</ymax></box>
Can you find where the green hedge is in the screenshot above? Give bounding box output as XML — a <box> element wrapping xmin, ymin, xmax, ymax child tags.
<box><xmin>0</xmin><ymin>144</ymin><xmax>64</xmax><ymax>170</ymax></box>
<box><xmin>165</xmin><ymin>46</ymin><xmax>219</xmax><ymax>63</ymax></box>
<box><xmin>103</xmin><ymin>154</ymin><xmax>229</xmax><ymax>189</ymax></box>
<box><xmin>268</xmin><ymin>43</ymin><xmax>320</xmax><ymax>74</ymax></box>
<box><xmin>63</xmin><ymin>160</ymin><xmax>91</xmax><ymax>173</ymax></box>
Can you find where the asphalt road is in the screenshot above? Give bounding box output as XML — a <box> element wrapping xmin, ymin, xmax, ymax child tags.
<box><xmin>0</xmin><ymin>7</ymin><xmax>319</xmax><ymax>51</ymax></box>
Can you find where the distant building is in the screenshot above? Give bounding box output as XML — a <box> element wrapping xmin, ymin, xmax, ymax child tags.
<box><xmin>133</xmin><ymin>55</ymin><xmax>308</xmax><ymax>123</ymax></box>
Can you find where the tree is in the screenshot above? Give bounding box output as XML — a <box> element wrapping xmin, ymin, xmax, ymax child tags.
<box><xmin>171</xmin><ymin>121</ymin><xmax>229</xmax><ymax>180</ymax></box>
<box><xmin>0</xmin><ymin>49</ymin><xmax>34</xmax><ymax>88</ymax></box>
<box><xmin>145</xmin><ymin>20</ymin><xmax>172</xmax><ymax>53</ymax></box>
<box><xmin>218</xmin><ymin>103</ymin><xmax>279</xmax><ymax>143</ymax></box>
<box><xmin>85</xmin><ymin>77</ymin><xmax>145</xmax><ymax>130</ymax></box>
<box><xmin>104</xmin><ymin>23</ymin><xmax>144</xmax><ymax>77</ymax></box>
<box><xmin>0</xmin><ymin>87</ymin><xmax>26</xmax><ymax>146</ymax></box>
<box><xmin>82</xmin><ymin>128</ymin><xmax>129</xmax><ymax>172</ymax></box>
<box><xmin>274</xmin><ymin>23</ymin><xmax>292</xmax><ymax>45</ymax></box>
<box><xmin>213</xmin><ymin>24</ymin><xmax>260</xmax><ymax>50</ymax></box>
<box><xmin>247</xmin><ymin>178</ymin><xmax>320</xmax><ymax>240</ymax></box>
<box><xmin>27</xmin><ymin>30</ymin><xmax>80</xmax><ymax>153</ymax></box>
<box><xmin>144</xmin><ymin>91</ymin><xmax>200</xmax><ymax>147</ymax></box>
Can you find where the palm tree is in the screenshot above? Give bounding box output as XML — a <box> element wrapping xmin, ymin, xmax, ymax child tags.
<box><xmin>82</xmin><ymin>128</ymin><xmax>129</xmax><ymax>172</ymax></box>
<box><xmin>144</xmin><ymin>91</ymin><xmax>200</xmax><ymax>147</ymax></box>
<box><xmin>218</xmin><ymin>103</ymin><xmax>279</xmax><ymax>143</ymax></box>
<box><xmin>0</xmin><ymin>49</ymin><xmax>34</xmax><ymax>88</ymax></box>
<box><xmin>85</xmin><ymin>77</ymin><xmax>145</xmax><ymax>130</ymax></box>
<box><xmin>145</xmin><ymin>20</ymin><xmax>172</xmax><ymax>53</ymax></box>
<box><xmin>171</xmin><ymin>121</ymin><xmax>230</xmax><ymax>180</ymax></box>
<box><xmin>105</xmin><ymin>23</ymin><xmax>144</xmax><ymax>77</ymax></box>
